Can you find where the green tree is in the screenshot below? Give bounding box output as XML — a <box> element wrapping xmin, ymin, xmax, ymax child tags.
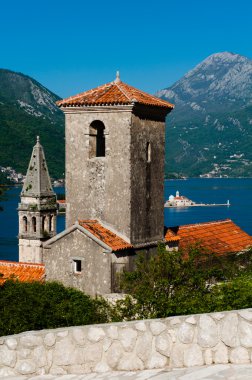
<box><xmin>211</xmin><ymin>274</ymin><xmax>252</xmax><ymax>311</ymax></box>
<box><xmin>117</xmin><ymin>243</ymin><xmax>252</xmax><ymax>320</ymax></box>
<box><xmin>0</xmin><ymin>281</ymin><xmax>110</xmax><ymax>336</ymax></box>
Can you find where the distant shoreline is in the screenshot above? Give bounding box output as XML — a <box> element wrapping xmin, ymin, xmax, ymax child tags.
<box><xmin>167</xmin><ymin>176</ymin><xmax>252</xmax><ymax>180</ymax></box>
<box><xmin>166</xmin><ymin>203</ymin><xmax>230</xmax><ymax>208</ymax></box>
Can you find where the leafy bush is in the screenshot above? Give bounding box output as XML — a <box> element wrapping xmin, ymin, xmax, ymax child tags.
<box><xmin>0</xmin><ymin>281</ymin><xmax>110</xmax><ymax>336</ymax></box>
<box><xmin>116</xmin><ymin>243</ymin><xmax>252</xmax><ymax>320</ymax></box>
<box><xmin>2</xmin><ymin>246</ymin><xmax>252</xmax><ymax>336</ymax></box>
<box><xmin>211</xmin><ymin>275</ymin><xmax>252</xmax><ymax>311</ymax></box>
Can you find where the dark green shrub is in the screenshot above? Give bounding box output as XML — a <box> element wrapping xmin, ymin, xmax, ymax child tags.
<box><xmin>211</xmin><ymin>275</ymin><xmax>252</xmax><ymax>311</ymax></box>
<box><xmin>0</xmin><ymin>281</ymin><xmax>109</xmax><ymax>336</ymax></box>
<box><xmin>116</xmin><ymin>243</ymin><xmax>252</xmax><ymax>320</ymax></box>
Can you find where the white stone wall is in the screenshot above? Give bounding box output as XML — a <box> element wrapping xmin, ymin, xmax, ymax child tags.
<box><xmin>19</xmin><ymin>238</ymin><xmax>43</xmax><ymax>263</ymax></box>
<box><xmin>1</xmin><ymin>309</ymin><xmax>252</xmax><ymax>377</ymax></box>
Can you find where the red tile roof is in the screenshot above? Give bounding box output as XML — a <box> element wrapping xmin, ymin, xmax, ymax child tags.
<box><xmin>79</xmin><ymin>220</ymin><xmax>133</xmax><ymax>252</ymax></box>
<box><xmin>166</xmin><ymin>219</ymin><xmax>252</xmax><ymax>255</ymax></box>
<box><xmin>57</xmin><ymin>79</ymin><xmax>174</xmax><ymax>109</ymax></box>
<box><xmin>165</xmin><ymin>228</ymin><xmax>180</xmax><ymax>242</ymax></box>
<box><xmin>0</xmin><ymin>261</ymin><xmax>45</xmax><ymax>284</ymax></box>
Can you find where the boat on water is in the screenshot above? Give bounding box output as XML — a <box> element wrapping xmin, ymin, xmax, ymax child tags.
<box><xmin>164</xmin><ymin>191</ymin><xmax>230</xmax><ymax>208</ymax></box>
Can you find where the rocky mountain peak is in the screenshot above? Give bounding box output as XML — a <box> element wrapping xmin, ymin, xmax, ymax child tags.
<box><xmin>0</xmin><ymin>69</ymin><xmax>62</xmax><ymax>120</ymax></box>
<box><xmin>156</xmin><ymin>52</ymin><xmax>252</xmax><ymax>177</ymax></box>
<box><xmin>157</xmin><ymin>52</ymin><xmax>252</xmax><ymax>115</ymax></box>
<box><xmin>197</xmin><ymin>51</ymin><xmax>247</xmax><ymax>66</ymax></box>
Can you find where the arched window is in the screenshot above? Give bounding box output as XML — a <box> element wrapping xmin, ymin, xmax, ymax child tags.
<box><xmin>23</xmin><ymin>216</ymin><xmax>28</xmax><ymax>233</ymax></box>
<box><xmin>49</xmin><ymin>215</ymin><xmax>53</xmax><ymax>232</ymax></box>
<box><xmin>89</xmin><ymin>120</ymin><xmax>105</xmax><ymax>158</ymax></box>
<box><xmin>146</xmin><ymin>142</ymin><xmax>151</xmax><ymax>163</ymax></box>
<box><xmin>42</xmin><ymin>216</ymin><xmax>46</xmax><ymax>232</ymax></box>
<box><xmin>32</xmin><ymin>217</ymin><xmax>36</xmax><ymax>233</ymax></box>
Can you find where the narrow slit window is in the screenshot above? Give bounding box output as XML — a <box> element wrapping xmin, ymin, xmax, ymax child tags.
<box><xmin>147</xmin><ymin>142</ymin><xmax>151</xmax><ymax>163</ymax></box>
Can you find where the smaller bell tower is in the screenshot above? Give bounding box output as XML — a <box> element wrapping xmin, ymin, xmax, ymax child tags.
<box><xmin>18</xmin><ymin>136</ymin><xmax>57</xmax><ymax>263</ymax></box>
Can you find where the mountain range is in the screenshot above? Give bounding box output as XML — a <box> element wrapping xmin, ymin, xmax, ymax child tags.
<box><xmin>1</xmin><ymin>53</ymin><xmax>252</xmax><ymax>180</ymax></box>
<box><xmin>157</xmin><ymin>52</ymin><xmax>252</xmax><ymax>177</ymax></box>
<box><xmin>0</xmin><ymin>69</ymin><xmax>64</xmax><ymax>179</ymax></box>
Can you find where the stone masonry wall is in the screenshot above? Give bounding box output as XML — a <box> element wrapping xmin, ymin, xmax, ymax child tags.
<box><xmin>65</xmin><ymin>107</ymin><xmax>132</xmax><ymax>239</ymax></box>
<box><xmin>1</xmin><ymin>309</ymin><xmax>252</xmax><ymax>377</ymax></box>
<box><xmin>43</xmin><ymin>229</ymin><xmax>112</xmax><ymax>296</ymax></box>
<box><xmin>130</xmin><ymin>113</ymin><xmax>165</xmax><ymax>244</ymax></box>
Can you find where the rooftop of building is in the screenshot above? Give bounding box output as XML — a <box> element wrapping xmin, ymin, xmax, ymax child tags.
<box><xmin>164</xmin><ymin>228</ymin><xmax>181</xmax><ymax>242</ymax></box>
<box><xmin>21</xmin><ymin>136</ymin><xmax>55</xmax><ymax>198</ymax></box>
<box><xmin>79</xmin><ymin>220</ymin><xmax>133</xmax><ymax>252</ymax></box>
<box><xmin>0</xmin><ymin>260</ymin><xmax>45</xmax><ymax>284</ymax></box>
<box><xmin>57</xmin><ymin>73</ymin><xmax>174</xmax><ymax>109</ymax></box>
<box><xmin>166</xmin><ymin>219</ymin><xmax>252</xmax><ymax>255</ymax></box>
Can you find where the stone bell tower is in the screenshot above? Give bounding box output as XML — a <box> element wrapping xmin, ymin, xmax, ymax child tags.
<box><xmin>18</xmin><ymin>137</ymin><xmax>57</xmax><ymax>263</ymax></box>
<box><xmin>57</xmin><ymin>73</ymin><xmax>174</xmax><ymax>246</ymax></box>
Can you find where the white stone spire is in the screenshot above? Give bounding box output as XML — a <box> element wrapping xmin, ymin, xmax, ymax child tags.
<box><xmin>21</xmin><ymin>137</ymin><xmax>54</xmax><ymax>197</ymax></box>
<box><xmin>114</xmin><ymin>70</ymin><xmax>121</xmax><ymax>83</ymax></box>
<box><xmin>18</xmin><ymin>137</ymin><xmax>57</xmax><ymax>263</ymax></box>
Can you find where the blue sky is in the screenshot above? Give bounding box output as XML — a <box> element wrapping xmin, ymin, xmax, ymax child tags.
<box><xmin>1</xmin><ymin>0</ymin><xmax>251</xmax><ymax>97</ymax></box>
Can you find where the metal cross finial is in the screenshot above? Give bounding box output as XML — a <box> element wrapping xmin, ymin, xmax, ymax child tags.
<box><xmin>115</xmin><ymin>70</ymin><xmax>121</xmax><ymax>83</ymax></box>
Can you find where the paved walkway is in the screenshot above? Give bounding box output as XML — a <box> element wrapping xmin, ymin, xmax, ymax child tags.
<box><xmin>5</xmin><ymin>364</ymin><xmax>252</xmax><ymax>380</ymax></box>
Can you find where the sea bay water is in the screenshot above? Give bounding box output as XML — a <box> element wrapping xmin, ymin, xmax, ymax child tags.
<box><xmin>164</xmin><ymin>178</ymin><xmax>252</xmax><ymax>233</ymax></box>
<box><xmin>0</xmin><ymin>186</ymin><xmax>65</xmax><ymax>261</ymax></box>
<box><xmin>0</xmin><ymin>178</ymin><xmax>252</xmax><ymax>262</ymax></box>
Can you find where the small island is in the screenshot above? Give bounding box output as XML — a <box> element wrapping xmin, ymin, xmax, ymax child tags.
<box><xmin>165</xmin><ymin>191</ymin><xmax>230</xmax><ymax>208</ymax></box>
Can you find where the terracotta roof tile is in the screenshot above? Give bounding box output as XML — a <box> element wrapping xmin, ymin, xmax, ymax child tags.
<box><xmin>166</xmin><ymin>219</ymin><xmax>252</xmax><ymax>255</ymax></box>
<box><xmin>57</xmin><ymin>80</ymin><xmax>174</xmax><ymax>109</ymax></box>
<box><xmin>79</xmin><ymin>220</ymin><xmax>133</xmax><ymax>252</ymax></box>
<box><xmin>0</xmin><ymin>261</ymin><xmax>45</xmax><ymax>284</ymax></box>
<box><xmin>165</xmin><ymin>228</ymin><xmax>180</xmax><ymax>242</ymax></box>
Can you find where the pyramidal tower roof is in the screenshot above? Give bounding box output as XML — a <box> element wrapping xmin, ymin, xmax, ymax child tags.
<box><xmin>56</xmin><ymin>73</ymin><xmax>174</xmax><ymax>109</ymax></box>
<box><xmin>21</xmin><ymin>137</ymin><xmax>54</xmax><ymax>197</ymax></box>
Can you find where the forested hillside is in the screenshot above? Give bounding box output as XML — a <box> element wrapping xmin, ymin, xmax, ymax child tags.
<box><xmin>0</xmin><ymin>69</ymin><xmax>64</xmax><ymax>178</ymax></box>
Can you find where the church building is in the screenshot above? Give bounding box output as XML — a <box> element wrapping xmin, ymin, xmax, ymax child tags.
<box><xmin>43</xmin><ymin>73</ymin><xmax>174</xmax><ymax>295</ymax></box>
<box><xmin>18</xmin><ymin>136</ymin><xmax>57</xmax><ymax>263</ymax></box>
<box><xmin>10</xmin><ymin>74</ymin><xmax>252</xmax><ymax>292</ymax></box>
